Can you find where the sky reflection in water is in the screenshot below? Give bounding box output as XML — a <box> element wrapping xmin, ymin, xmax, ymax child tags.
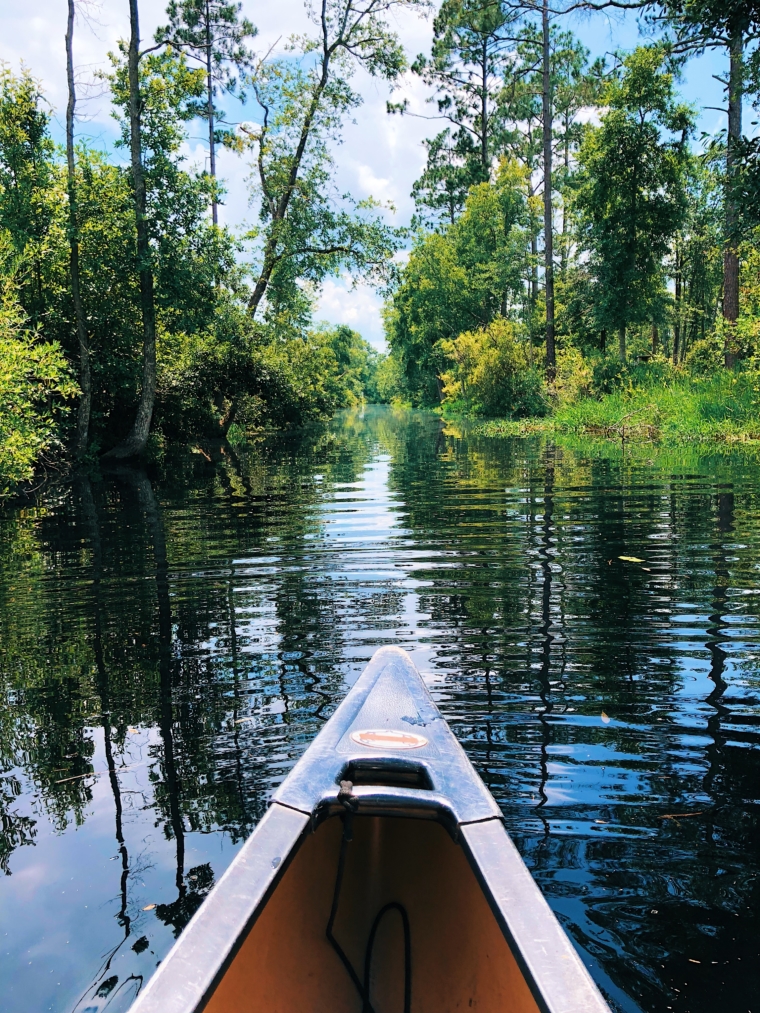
<box><xmin>0</xmin><ymin>408</ymin><xmax>758</xmax><ymax>1013</ymax></box>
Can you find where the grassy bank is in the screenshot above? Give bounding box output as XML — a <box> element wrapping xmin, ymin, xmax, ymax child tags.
<box><xmin>471</xmin><ymin>369</ymin><xmax>760</xmax><ymax>445</ymax></box>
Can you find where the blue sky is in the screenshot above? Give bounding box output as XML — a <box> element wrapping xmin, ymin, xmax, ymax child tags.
<box><xmin>0</xmin><ymin>0</ymin><xmax>736</xmax><ymax>349</ymax></box>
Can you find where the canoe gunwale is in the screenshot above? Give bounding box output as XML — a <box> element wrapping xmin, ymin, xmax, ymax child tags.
<box><xmin>461</xmin><ymin>819</ymin><xmax>611</xmax><ymax>1013</ymax></box>
<box><xmin>127</xmin><ymin>802</ymin><xmax>311</xmax><ymax>1013</ymax></box>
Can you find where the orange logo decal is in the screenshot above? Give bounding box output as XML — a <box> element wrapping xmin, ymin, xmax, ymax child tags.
<box><xmin>350</xmin><ymin>728</ymin><xmax>428</xmax><ymax>750</ymax></box>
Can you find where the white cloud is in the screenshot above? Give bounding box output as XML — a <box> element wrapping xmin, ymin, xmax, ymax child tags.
<box><xmin>315</xmin><ymin>278</ymin><xmax>386</xmax><ymax>350</ymax></box>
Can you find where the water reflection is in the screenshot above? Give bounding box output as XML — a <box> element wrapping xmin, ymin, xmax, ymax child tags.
<box><xmin>0</xmin><ymin>409</ymin><xmax>758</xmax><ymax>1013</ymax></box>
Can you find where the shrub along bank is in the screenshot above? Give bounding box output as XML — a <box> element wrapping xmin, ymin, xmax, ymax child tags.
<box><xmin>473</xmin><ymin>354</ymin><xmax>760</xmax><ymax>444</ymax></box>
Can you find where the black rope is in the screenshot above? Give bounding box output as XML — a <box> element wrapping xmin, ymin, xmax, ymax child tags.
<box><xmin>363</xmin><ymin>903</ymin><xmax>412</xmax><ymax>1013</ymax></box>
<box><xmin>326</xmin><ymin>801</ymin><xmax>367</xmax><ymax>1006</ymax></box>
<box><xmin>325</xmin><ymin>782</ymin><xmax>412</xmax><ymax>1013</ymax></box>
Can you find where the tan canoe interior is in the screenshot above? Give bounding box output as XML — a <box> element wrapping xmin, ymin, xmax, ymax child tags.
<box><xmin>204</xmin><ymin>814</ymin><xmax>541</xmax><ymax>1013</ymax></box>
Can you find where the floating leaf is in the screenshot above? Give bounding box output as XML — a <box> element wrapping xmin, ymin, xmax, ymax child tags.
<box><xmin>618</xmin><ymin>555</ymin><xmax>644</xmax><ymax>563</ymax></box>
<box><xmin>601</xmin><ymin>711</ymin><xmax>610</xmax><ymax>724</ymax></box>
<box><xmin>142</xmin><ymin>903</ymin><xmax>156</xmax><ymax>911</ymax></box>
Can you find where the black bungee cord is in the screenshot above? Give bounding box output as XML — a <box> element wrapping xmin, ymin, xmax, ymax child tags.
<box><xmin>325</xmin><ymin>782</ymin><xmax>412</xmax><ymax>1013</ymax></box>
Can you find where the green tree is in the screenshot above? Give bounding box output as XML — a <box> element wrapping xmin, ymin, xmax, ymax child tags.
<box><xmin>500</xmin><ymin>24</ymin><xmax>605</xmax><ymax>345</ymax></box>
<box><xmin>573</xmin><ymin>47</ymin><xmax>693</xmax><ymax>359</ymax></box>
<box><xmin>653</xmin><ymin>0</ymin><xmax>760</xmax><ymax>363</ymax></box>
<box><xmin>245</xmin><ymin>0</ymin><xmax>422</xmax><ymax>320</ymax></box>
<box><xmin>386</xmin><ymin>160</ymin><xmax>528</xmax><ymax>404</ymax></box>
<box><xmin>410</xmin><ymin>130</ymin><xmax>484</xmax><ymax>228</ymax></box>
<box><xmin>0</xmin><ymin>65</ymin><xmax>55</xmax><ymax>329</ymax></box>
<box><xmin>157</xmin><ymin>0</ymin><xmax>257</xmax><ymax>225</ymax></box>
<box><xmin>439</xmin><ymin>316</ymin><xmax>546</xmax><ymax>416</ymax></box>
<box><xmin>105</xmin><ymin>35</ymin><xmax>222</xmax><ymax>455</ymax></box>
<box><xmin>103</xmin><ymin>0</ymin><xmax>161</xmax><ymax>459</ymax></box>
<box><xmin>671</xmin><ymin>157</ymin><xmax>723</xmax><ymax>362</ymax></box>
<box><xmin>400</xmin><ymin>0</ymin><xmax>521</xmax><ymax>224</ymax></box>
<box><xmin>0</xmin><ymin>250</ymin><xmax>78</xmax><ymax>490</ymax></box>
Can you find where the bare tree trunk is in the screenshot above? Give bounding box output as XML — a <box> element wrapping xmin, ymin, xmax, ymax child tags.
<box><xmin>206</xmin><ymin>0</ymin><xmax>218</xmax><ymax>226</ymax></box>
<box><xmin>66</xmin><ymin>0</ymin><xmax>90</xmax><ymax>460</ymax></box>
<box><xmin>651</xmin><ymin>323</ymin><xmax>659</xmax><ymax>355</ymax></box>
<box><xmin>723</xmin><ymin>27</ymin><xmax>742</xmax><ymax>369</ymax></box>
<box><xmin>480</xmin><ymin>39</ymin><xmax>489</xmax><ymax>173</ymax></box>
<box><xmin>542</xmin><ymin>0</ymin><xmax>556</xmax><ymax>381</ymax></box>
<box><xmin>559</xmin><ymin>124</ymin><xmax>569</xmax><ymax>280</ymax></box>
<box><xmin>673</xmin><ymin>243</ymin><xmax>682</xmax><ymax>365</ymax></box>
<box><xmin>105</xmin><ymin>0</ymin><xmax>157</xmax><ymax>459</ymax></box>
<box><xmin>528</xmin><ymin>178</ymin><xmax>539</xmax><ymax>333</ymax></box>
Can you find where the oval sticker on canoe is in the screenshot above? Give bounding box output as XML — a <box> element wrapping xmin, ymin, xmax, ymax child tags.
<box><xmin>350</xmin><ymin>728</ymin><xmax>428</xmax><ymax>750</ymax></box>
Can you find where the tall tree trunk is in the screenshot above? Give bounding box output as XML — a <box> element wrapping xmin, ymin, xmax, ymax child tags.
<box><xmin>105</xmin><ymin>0</ymin><xmax>157</xmax><ymax>459</ymax></box>
<box><xmin>673</xmin><ymin>242</ymin><xmax>682</xmax><ymax>365</ymax></box>
<box><xmin>559</xmin><ymin>123</ymin><xmax>569</xmax><ymax>280</ymax></box>
<box><xmin>723</xmin><ymin>27</ymin><xmax>742</xmax><ymax>369</ymax></box>
<box><xmin>206</xmin><ymin>1</ymin><xmax>218</xmax><ymax>226</ymax></box>
<box><xmin>542</xmin><ymin>0</ymin><xmax>556</xmax><ymax>382</ymax></box>
<box><xmin>480</xmin><ymin>39</ymin><xmax>489</xmax><ymax>172</ymax></box>
<box><xmin>528</xmin><ymin>181</ymin><xmax>539</xmax><ymax>320</ymax></box>
<box><xmin>66</xmin><ymin>0</ymin><xmax>90</xmax><ymax>460</ymax></box>
<box><xmin>651</xmin><ymin>323</ymin><xmax>659</xmax><ymax>355</ymax></box>
<box><xmin>618</xmin><ymin>324</ymin><xmax>626</xmax><ymax>361</ymax></box>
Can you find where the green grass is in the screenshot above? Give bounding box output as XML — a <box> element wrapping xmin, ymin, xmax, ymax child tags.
<box><xmin>475</xmin><ymin>370</ymin><xmax>760</xmax><ymax>445</ymax></box>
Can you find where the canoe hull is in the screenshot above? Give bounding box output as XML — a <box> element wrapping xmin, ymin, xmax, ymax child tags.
<box><xmin>128</xmin><ymin>647</ymin><xmax>611</xmax><ymax>1013</ymax></box>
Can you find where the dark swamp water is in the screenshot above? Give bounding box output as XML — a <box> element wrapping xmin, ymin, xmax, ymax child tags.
<box><xmin>0</xmin><ymin>407</ymin><xmax>759</xmax><ymax>1013</ymax></box>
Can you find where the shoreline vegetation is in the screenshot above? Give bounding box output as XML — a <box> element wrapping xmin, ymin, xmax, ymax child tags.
<box><xmin>462</xmin><ymin>362</ymin><xmax>760</xmax><ymax>446</ymax></box>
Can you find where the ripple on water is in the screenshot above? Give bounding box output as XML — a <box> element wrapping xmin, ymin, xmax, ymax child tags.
<box><xmin>0</xmin><ymin>411</ymin><xmax>758</xmax><ymax>1013</ymax></box>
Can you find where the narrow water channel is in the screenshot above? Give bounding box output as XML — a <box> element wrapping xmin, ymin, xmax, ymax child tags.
<box><xmin>0</xmin><ymin>407</ymin><xmax>758</xmax><ymax>1013</ymax></box>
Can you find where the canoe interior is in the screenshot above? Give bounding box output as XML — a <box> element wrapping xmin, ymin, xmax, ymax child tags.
<box><xmin>205</xmin><ymin>814</ymin><xmax>540</xmax><ymax>1013</ymax></box>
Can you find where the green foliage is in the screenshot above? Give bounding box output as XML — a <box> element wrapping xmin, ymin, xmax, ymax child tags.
<box><xmin>573</xmin><ymin>47</ymin><xmax>693</xmax><ymax>352</ymax></box>
<box><xmin>318</xmin><ymin>324</ymin><xmax>381</xmax><ymax>404</ymax></box>
<box><xmin>551</xmin><ymin>367</ymin><xmax>760</xmax><ymax>442</ymax></box>
<box><xmin>386</xmin><ymin>160</ymin><xmax>528</xmax><ymax>406</ymax></box>
<box><xmin>477</xmin><ymin>356</ymin><xmax>760</xmax><ymax>445</ymax></box>
<box><xmin>440</xmin><ymin>318</ymin><xmax>547</xmax><ymax>418</ymax></box>
<box><xmin>0</xmin><ymin>259</ymin><xmax>77</xmax><ymax>489</ymax></box>
<box><xmin>0</xmin><ymin>64</ymin><xmax>56</xmax><ymax>327</ymax></box>
<box><xmin>373</xmin><ymin>351</ymin><xmax>409</xmax><ymax>404</ymax></box>
<box><xmin>157</xmin><ymin>0</ymin><xmax>257</xmax><ymax>150</ymax></box>
<box><xmin>155</xmin><ymin>321</ymin><xmax>383</xmax><ymax>440</ymax></box>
